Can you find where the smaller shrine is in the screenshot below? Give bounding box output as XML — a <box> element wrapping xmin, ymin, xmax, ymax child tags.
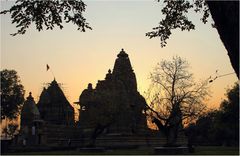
<box><xmin>18</xmin><ymin>92</ymin><xmax>43</xmax><ymax>146</ymax></box>
<box><xmin>15</xmin><ymin>80</ymin><xmax>79</xmax><ymax>148</ymax></box>
<box><xmin>37</xmin><ymin>79</ymin><xmax>74</xmax><ymax>125</ymax></box>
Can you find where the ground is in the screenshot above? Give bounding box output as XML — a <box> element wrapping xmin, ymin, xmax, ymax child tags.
<box><xmin>4</xmin><ymin>146</ymin><xmax>239</xmax><ymax>155</ymax></box>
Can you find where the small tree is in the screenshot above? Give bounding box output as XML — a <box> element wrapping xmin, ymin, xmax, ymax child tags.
<box><xmin>1</xmin><ymin>69</ymin><xmax>25</xmax><ymax>120</ymax></box>
<box><xmin>2</xmin><ymin>123</ymin><xmax>19</xmax><ymax>138</ymax></box>
<box><xmin>146</xmin><ymin>56</ymin><xmax>209</xmax><ymax>146</ymax></box>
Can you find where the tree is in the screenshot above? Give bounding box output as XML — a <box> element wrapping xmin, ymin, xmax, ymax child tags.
<box><xmin>1</xmin><ymin>69</ymin><xmax>25</xmax><ymax>120</ymax></box>
<box><xmin>146</xmin><ymin>0</ymin><xmax>239</xmax><ymax>78</ymax></box>
<box><xmin>215</xmin><ymin>82</ymin><xmax>239</xmax><ymax>146</ymax></box>
<box><xmin>185</xmin><ymin>110</ymin><xmax>219</xmax><ymax>145</ymax></box>
<box><xmin>2</xmin><ymin>1</ymin><xmax>238</xmax><ymax>77</ymax></box>
<box><xmin>145</xmin><ymin>56</ymin><xmax>209</xmax><ymax>146</ymax></box>
<box><xmin>0</xmin><ymin>0</ymin><xmax>92</xmax><ymax>36</ymax></box>
<box><xmin>2</xmin><ymin>123</ymin><xmax>19</xmax><ymax>138</ymax></box>
<box><xmin>185</xmin><ymin>82</ymin><xmax>239</xmax><ymax>146</ymax></box>
<box><xmin>220</xmin><ymin>82</ymin><xmax>239</xmax><ymax>115</ymax></box>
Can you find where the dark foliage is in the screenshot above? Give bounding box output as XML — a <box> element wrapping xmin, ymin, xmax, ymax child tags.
<box><xmin>146</xmin><ymin>0</ymin><xmax>209</xmax><ymax>47</ymax></box>
<box><xmin>0</xmin><ymin>0</ymin><xmax>92</xmax><ymax>36</ymax></box>
<box><xmin>1</xmin><ymin>69</ymin><xmax>25</xmax><ymax>120</ymax></box>
<box><xmin>146</xmin><ymin>0</ymin><xmax>239</xmax><ymax>78</ymax></box>
<box><xmin>185</xmin><ymin>83</ymin><xmax>239</xmax><ymax>146</ymax></box>
<box><xmin>2</xmin><ymin>123</ymin><xmax>19</xmax><ymax>138</ymax></box>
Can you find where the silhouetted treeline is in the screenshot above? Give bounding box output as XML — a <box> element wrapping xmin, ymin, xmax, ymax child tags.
<box><xmin>185</xmin><ymin>83</ymin><xmax>239</xmax><ymax>146</ymax></box>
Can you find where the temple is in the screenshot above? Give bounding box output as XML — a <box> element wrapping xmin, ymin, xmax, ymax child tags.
<box><xmin>16</xmin><ymin>80</ymin><xmax>77</xmax><ymax>147</ymax></box>
<box><xmin>37</xmin><ymin>79</ymin><xmax>74</xmax><ymax>125</ymax></box>
<box><xmin>18</xmin><ymin>92</ymin><xmax>42</xmax><ymax>146</ymax></box>
<box><xmin>78</xmin><ymin>49</ymin><xmax>148</xmax><ymax>135</ymax></box>
<box><xmin>12</xmin><ymin>49</ymin><xmax>186</xmax><ymax>150</ymax></box>
<box><xmin>21</xmin><ymin>92</ymin><xmax>41</xmax><ymax>127</ymax></box>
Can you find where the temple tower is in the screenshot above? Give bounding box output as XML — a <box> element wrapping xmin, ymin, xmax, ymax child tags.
<box><xmin>21</xmin><ymin>92</ymin><xmax>41</xmax><ymax>127</ymax></box>
<box><xmin>37</xmin><ymin>79</ymin><xmax>74</xmax><ymax>125</ymax></box>
<box><xmin>112</xmin><ymin>49</ymin><xmax>137</xmax><ymax>92</ymax></box>
<box><xmin>78</xmin><ymin>49</ymin><xmax>148</xmax><ymax>135</ymax></box>
<box><xmin>19</xmin><ymin>92</ymin><xmax>43</xmax><ymax>145</ymax></box>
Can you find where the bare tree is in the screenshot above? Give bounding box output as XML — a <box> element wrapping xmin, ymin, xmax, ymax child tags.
<box><xmin>145</xmin><ymin>56</ymin><xmax>209</xmax><ymax>146</ymax></box>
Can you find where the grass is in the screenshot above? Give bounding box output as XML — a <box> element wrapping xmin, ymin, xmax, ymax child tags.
<box><xmin>5</xmin><ymin>146</ymin><xmax>239</xmax><ymax>155</ymax></box>
<box><xmin>192</xmin><ymin>146</ymin><xmax>239</xmax><ymax>155</ymax></box>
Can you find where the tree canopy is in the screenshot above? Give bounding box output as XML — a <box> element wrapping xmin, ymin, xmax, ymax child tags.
<box><xmin>146</xmin><ymin>0</ymin><xmax>239</xmax><ymax>78</ymax></box>
<box><xmin>185</xmin><ymin>82</ymin><xmax>239</xmax><ymax>146</ymax></box>
<box><xmin>1</xmin><ymin>69</ymin><xmax>25</xmax><ymax>120</ymax></box>
<box><xmin>1</xmin><ymin>1</ymin><xmax>238</xmax><ymax>77</ymax></box>
<box><xmin>0</xmin><ymin>0</ymin><xmax>92</xmax><ymax>36</ymax></box>
<box><xmin>2</xmin><ymin>123</ymin><xmax>19</xmax><ymax>138</ymax></box>
<box><xmin>146</xmin><ymin>0</ymin><xmax>210</xmax><ymax>47</ymax></box>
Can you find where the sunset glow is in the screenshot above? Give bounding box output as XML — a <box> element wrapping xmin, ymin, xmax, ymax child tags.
<box><xmin>1</xmin><ymin>0</ymin><xmax>237</xmax><ymax>112</ymax></box>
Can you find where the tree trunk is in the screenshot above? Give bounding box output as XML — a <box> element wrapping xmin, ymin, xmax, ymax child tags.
<box><xmin>152</xmin><ymin>117</ymin><xmax>181</xmax><ymax>146</ymax></box>
<box><xmin>88</xmin><ymin>125</ymin><xmax>104</xmax><ymax>147</ymax></box>
<box><xmin>166</xmin><ymin>126</ymin><xmax>178</xmax><ymax>146</ymax></box>
<box><xmin>166</xmin><ymin>103</ymin><xmax>182</xmax><ymax>146</ymax></box>
<box><xmin>206</xmin><ymin>1</ymin><xmax>239</xmax><ymax>78</ymax></box>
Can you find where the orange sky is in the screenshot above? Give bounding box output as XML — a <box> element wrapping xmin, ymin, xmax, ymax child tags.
<box><xmin>1</xmin><ymin>1</ymin><xmax>238</xmax><ymax>112</ymax></box>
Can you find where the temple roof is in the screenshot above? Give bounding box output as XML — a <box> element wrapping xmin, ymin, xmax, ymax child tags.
<box><xmin>21</xmin><ymin>92</ymin><xmax>40</xmax><ymax>126</ymax></box>
<box><xmin>78</xmin><ymin>49</ymin><xmax>148</xmax><ymax>133</ymax></box>
<box><xmin>37</xmin><ymin>79</ymin><xmax>74</xmax><ymax>125</ymax></box>
<box><xmin>112</xmin><ymin>49</ymin><xmax>137</xmax><ymax>91</ymax></box>
<box><xmin>117</xmin><ymin>49</ymin><xmax>128</xmax><ymax>58</ymax></box>
<box><xmin>38</xmin><ymin>79</ymin><xmax>67</xmax><ymax>104</ymax></box>
<box><xmin>113</xmin><ymin>49</ymin><xmax>133</xmax><ymax>74</ymax></box>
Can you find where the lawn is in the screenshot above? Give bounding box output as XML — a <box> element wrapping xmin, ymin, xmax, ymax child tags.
<box><xmin>4</xmin><ymin>146</ymin><xmax>239</xmax><ymax>155</ymax></box>
<box><xmin>192</xmin><ymin>146</ymin><xmax>239</xmax><ymax>155</ymax></box>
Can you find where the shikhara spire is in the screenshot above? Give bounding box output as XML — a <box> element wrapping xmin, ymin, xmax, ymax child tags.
<box><xmin>78</xmin><ymin>49</ymin><xmax>148</xmax><ymax>134</ymax></box>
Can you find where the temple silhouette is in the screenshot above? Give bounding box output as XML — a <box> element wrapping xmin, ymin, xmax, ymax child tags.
<box><xmin>14</xmin><ymin>49</ymin><xmax>186</xmax><ymax>149</ymax></box>
<box><xmin>37</xmin><ymin>79</ymin><xmax>74</xmax><ymax>125</ymax></box>
<box><xmin>78</xmin><ymin>49</ymin><xmax>148</xmax><ymax>134</ymax></box>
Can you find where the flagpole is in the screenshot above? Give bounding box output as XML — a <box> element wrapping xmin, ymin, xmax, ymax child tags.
<box><xmin>50</xmin><ymin>68</ymin><xmax>55</xmax><ymax>80</ymax></box>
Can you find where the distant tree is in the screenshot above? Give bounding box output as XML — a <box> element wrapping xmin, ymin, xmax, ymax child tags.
<box><xmin>215</xmin><ymin>82</ymin><xmax>239</xmax><ymax>146</ymax></box>
<box><xmin>145</xmin><ymin>56</ymin><xmax>209</xmax><ymax>146</ymax></box>
<box><xmin>1</xmin><ymin>69</ymin><xmax>25</xmax><ymax>120</ymax></box>
<box><xmin>2</xmin><ymin>123</ymin><xmax>19</xmax><ymax>138</ymax></box>
<box><xmin>185</xmin><ymin>110</ymin><xmax>219</xmax><ymax>145</ymax></box>
<box><xmin>146</xmin><ymin>0</ymin><xmax>239</xmax><ymax>78</ymax></box>
<box><xmin>0</xmin><ymin>0</ymin><xmax>92</xmax><ymax>36</ymax></box>
<box><xmin>220</xmin><ymin>82</ymin><xmax>239</xmax><ymax>115</ymax></box>
<box><xmin>185</xmin><ymin>82</ymin><xmax>239</xmax><ymax>146</ymax></box>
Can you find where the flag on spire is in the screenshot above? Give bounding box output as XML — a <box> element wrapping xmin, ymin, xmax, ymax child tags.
<box><xmin>46</xmin><ymin>64</ymin><xmax>50</xmax><ymax>71</ymax></box>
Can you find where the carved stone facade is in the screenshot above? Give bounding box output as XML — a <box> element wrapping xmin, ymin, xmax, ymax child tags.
<box><xmin>37</xmin><ymin>79</ymin><xmax>74</xmax><ymax>125</ymax></box>
<box><xmin>14</xmin><ymin>49</ymin><xmax>187</xmax><ymax>149</ymax></box>
<box><xmin>18</xmin><ymin>92</ymin><xmax>43</xmax><ymax>146</ymax></box>
<box><xmin>78</xmin><ymin>49</ymin><xmax>148</xmax><ymax>135</ymax></box>
<box><xmin>21</xmin><ymin>92</ymin><xmax>41</xmax><ymax>127</ymax></box>
<box><xmin>17</xmin><ymin>80</ymin><xmax>75</xmax><ymax>147</ymax></box>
